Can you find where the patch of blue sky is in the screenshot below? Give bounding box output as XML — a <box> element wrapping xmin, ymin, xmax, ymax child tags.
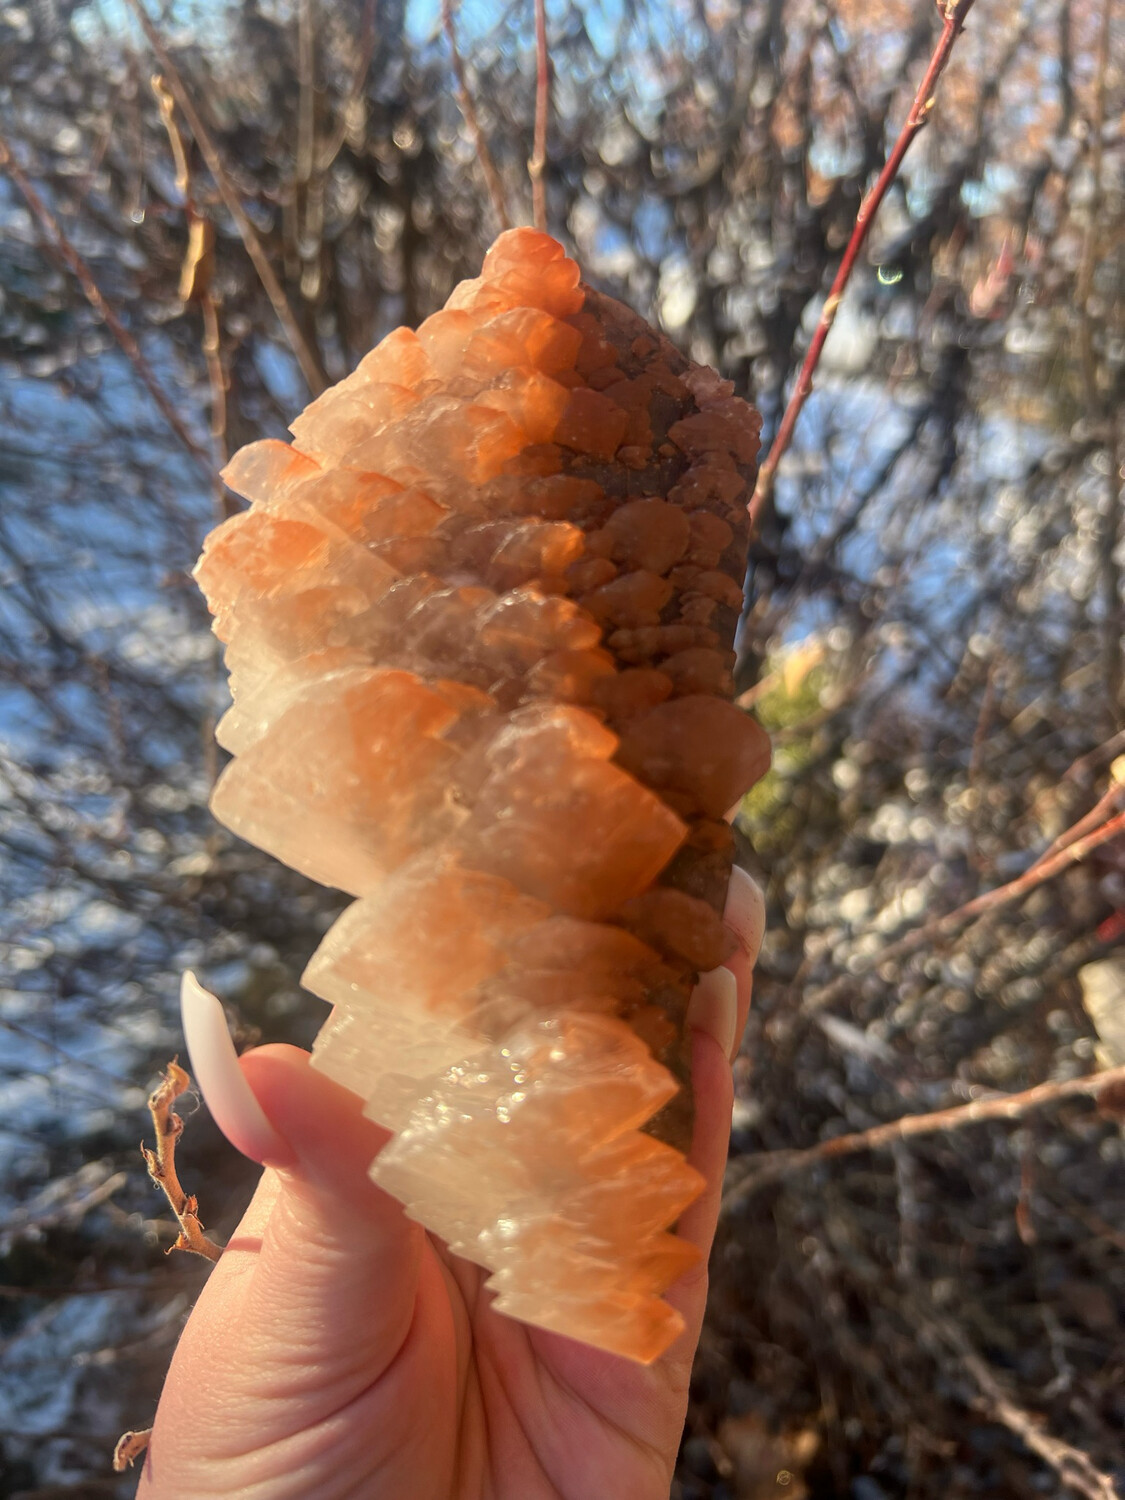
<box><xmin>960</xmin><ymin>161</ymin><xmax>1023</xmax><ymax>220</ymax></box>
<box><xmin>4</xmin><ymin>370</ymin><xmax>101</xmax><ymax>434</ymax></box>
<box><xmin>905</xmin><ymin>533</ymin><xmax>973</xmax><ymax>635</ymax></box>
<box><xmin>0</xmin><ymin>1067</ymin><xmax>71</xmax><ymax>1142</ymax></box>
<box><xmin>975</xmin><ymin>407</ymin><xmax>1052</xmax><ymax>482</ymax></box>
<box><xmin>71</xmin><ymin>0</ymin><xmax>234</xmax><ymax>47</ymax></box>
<box><xmin>0</xmin><ymin>687</ymin><xmax>51</xmax><ymax>756</ymax></box>
<box><xmin>57</xmin><ymin>579</ymin><xmax>180</xmax><ymax>645</ymax></box>
<box><xmin>407</xmin><ymin>0</ymin><xmax>625</xmax><ymax>58</ymax></box>
<box><xmin>587</xmin><ymin>216</ymin><xmax>637</xmax><ymax>278</ymax></box>
<box><xmin>776</xmin><ymin>376</ymin><xmax>924</xmax><ymax>544</ymax></box>
<box><xmin>254</xmin><ymin>336</ymin><xmax>307</xmax><ymax>418</ymax></box>
<box><xmin>633</xmin><ymin>195</ymin><xmax>673</xmax><ymax>264</ymax></box>
<box><xmin>808</xmin><ymin>131</ymin><xmax>864</xmax><ymax>185</ymax></box>
<box><xmin>769</xmin><ymin>372</ymin><xmax>1030</xmax><ymax>669</ymax></box>
<box><xmin>0</xmin><ymin>1028</ymin><xmax>131</xmax><ymax>1117</ymax></box>
<box><xmin>31</xmin><ymin>676</ymin><xmax>102</xmax><ymax>741</ymax></box>
<box><xmin>86</xmin><ymin>0</ymin><xmax>630</xmax><ymax>63</ymax></box>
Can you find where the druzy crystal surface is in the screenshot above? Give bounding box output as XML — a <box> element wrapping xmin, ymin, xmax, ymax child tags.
<box><xmin>195</xmin><ymin>230</ymin><xmax>769</xmax><ymax>1363</ymax></box>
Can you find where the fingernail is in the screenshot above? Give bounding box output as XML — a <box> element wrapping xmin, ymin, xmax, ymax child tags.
<box><xmin>724</xmin><ymin>867</ymin><xmax>766</xmax><ymax>964</ymax></box>
<box><xmin>180</xmin><ymin>972</ymin><xmax>295</xmax><ymax>1167</ymax></box>
<box><xmin>686</xmin><ymin>965</ymin><xmax>738</xmax><ymax>1060</ymax></box>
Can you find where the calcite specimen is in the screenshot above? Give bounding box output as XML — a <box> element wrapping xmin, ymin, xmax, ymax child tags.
<box><xmin>195</xmin><ymin>230</ymin><xmax>769</xmax><ymax>1363</ymax></box>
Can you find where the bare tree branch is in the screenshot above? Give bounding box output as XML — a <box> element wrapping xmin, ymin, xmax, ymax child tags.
<box><xmin>1076</xmin><ymin>0</ymin><xmax>1121</xmax><ymax>729</ymax></box>
<box><xmin>442</xmin><ymin>0</ymin><xmax>511</xmax><ymax>231</ymax></box>
<box><xmin>806</xmin><ymin>801</ymin><xmax>1125</xmax><ymax>1016</ymax></box>
<box><xmin>934</xmin><ymin>1321</ymin><xmax>1122</xmax><ymax>1500</ymax></box>
<box><xmin>750</xmin><ymin>0</ymin><xmax>977</xmax><ymax>527</ymax></box>
<box><xmin>151</xmin><ymin>73</ymin><xmax>232</xmax><ymax>518</ymax></box>
<box><xmin>126</xmin><ymin>0</ymin><xmax>328</xmax><ymax>397</ymax></box>
<box><xmin>529</xmin><ymin>0</ymin><xmax>549</xmax><ymax>232</ymax></box>
<box><xmin>722</xmin><ymin>1062</ymin><xmax>1125</xmax><ymax>1211</ymax></box>
<box><xmin>316</xmin><ymin>0</ymin><xmax>378</xmax><ymax>173</ymax></box>
<box><xmin>0</xmin><ymin>131</ymin><xmax>211</xmax><ymax>470</ymax></box>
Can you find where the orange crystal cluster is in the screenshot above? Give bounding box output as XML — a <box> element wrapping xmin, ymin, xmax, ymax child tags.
<box><xmin>194</xmin><ymin>230</ymin><xmax>769</xmax><ymax>1363</ymax></box>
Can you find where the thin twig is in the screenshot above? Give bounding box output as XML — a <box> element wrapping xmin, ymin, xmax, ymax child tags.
<box><xmin>529</xmin><ymin>0</ymin><xmax>549</xmax><ymax>231</ymax></box>
<box><xmin>200</xmin><ymin>294</ymin><xmax>232</xmax><ymax>513</ymax></box>
<box><xmin>141</xmin><ymin>1060</ymin><xmax>223</xmax><ymax>1262</ymax></box>
<box><xmin>807</xmin><ymin>805</ymin><xmax>1125</xmax><ymax>1016</ymax></box>
<box><xmin>1076</xmin><ymin>0</ymin><xmax>1113</xmax><ymax>414</ymax></box>
<box><xmin>317</xmin><ymin>0</ymin><xmax>378</xmax><ymax>173</ymax></box>
<box><xmin>1030</xmin><ymin>777</ymin><xmax>1125</xmax><ymax>872</ymax></box>
<box><xmin>932</xmin><ymin>1320</ymin><xmax>1122</xmax><ymax>1500</ymax></box>
<box><xmin>292</xmin><ymin>0</ymin><xmax>326</xmax><ymax>302</ymax></box>
<box><xmin>968</xmin><ymin>655</ymin><xmax>999</xmax><ymax>791</ymax></box>
<box><xmin>721</xmin><ymin>1062</ymin><xmax>1125</xmax><ymax>1211</ymax></box>
<box><xmin>1076</xmin><ymin>0</ymin><xmax>1121</xmax><ymax>728</ymax></box>
<box><xmin>126</xmin><ymin>0</ymin><xmax>327</xmax><ymax>396</ymax></box>
<box><xmin>151</xmin><ymin>74</ymin><xmax>232</xmax><ymax>517</ymax></box>
<box><xmin>296</xmin><ymin>0</ymin><xmax>316</xmax><ymax>199</ymax></box>
<box><xmin>441</xmin><ymin>0</ymin><xmax>511</xmax><ymax>231</ymax></box>
<box><xmin>878</xmin><ymin>808</ymin><xmax>1125</xmax><ymax>964</ymax></box>
<box><xmin>0</xmin><ymin>132</ymin><xmax>211</xmax><ymax>470</ymax></box>
<box><xmin>113</xmin><ymin>1428</ymin><xmax>152</xmax><ymax>1471</ymax></box>
<box><xmin>2</xmin><ymin>1168</ymin><xmax>128</xmax><ymax>1247</ymax></box>
<box><xmin>113</xmin><ymin>1063</ymin><xmax>220</xmax><ymax>1471</ymax></box>
<box><xmin>964</xmin><ymin>1353</ymin><xmax>1119</xmax><ymax>1500</ymax></box>
<box><xmin>1062</xmin><ymin>728</ymin><xmax>1125</xmax><ymax>787</ymax></box>
<box><xmin>152</xmin><ymin>72</ymin><xmax>189</xmax><ymax>197</ymax></box>
<box><xmin>911</xmin><ymin>1307</ymin><xmax>1120</xmax><ymax>1500</ymax></box>
<box><xmin>749</xmin><ymin>0</ymin><xmax>977</xmax><ymax>528</ymax></box>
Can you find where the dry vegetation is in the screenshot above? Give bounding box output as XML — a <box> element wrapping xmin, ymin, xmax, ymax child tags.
<box><xmin>0</xmin><ymin>0</ymin><xmax>1122</xmax><ymax>1494</ymax></box>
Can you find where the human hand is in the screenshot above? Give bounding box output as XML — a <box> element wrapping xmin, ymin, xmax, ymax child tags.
<box><xmin>136</xmin><ymin>868</ymin><xmax>764</xmax><ymax>1500</ymax></box>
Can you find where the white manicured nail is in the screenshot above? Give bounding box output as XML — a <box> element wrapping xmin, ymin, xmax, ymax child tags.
<box><xmin>180</xmin><ymin>971</ymin><xmax>292</xmax><ymax>1166</ymax></box>
<box><xmin>686</xmin><ymin>965</ymin><xmax>739</xmax><ymax>1059</ymax></box>
<box><xmin>724</xmin><ymin>867</ymin><xmax>766</xmax><ymax>965</ymax></box>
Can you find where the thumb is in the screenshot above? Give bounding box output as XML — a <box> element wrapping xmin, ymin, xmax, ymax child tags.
<box><xmin>180</xmin><ymin>975</ymin><xmax>423</xmax><ymax>1371</ymax></box>
<box><xmin>240</xmin><ymin>1043</ymin><xmax>418</xmax><ymax>1262</ymax></box>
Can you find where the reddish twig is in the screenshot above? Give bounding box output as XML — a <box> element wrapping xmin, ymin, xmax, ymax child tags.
<box><xmin>749</xmin><ymin>0</ymin><xmax>977</xmax><ymax>529</ymax></box>
<box><xmin>722</xmin><ymin>1061</ymin><xmax>1125</xmax><ymax>1211</ymax></box>
<box><xmin>529</xmin><ymin>0</ymin><xmax>549</xmax><ymax>231</ymax></box>
<box><xmin>1029</xmin><ymin>776</ymin><xmax>1125</xmax><ymax>872</ymax></box>
<box><xmin>889</xmin><ymin>808</ymin><xmax>1125</xmax><ymax>959</ymax></box>
<box><xmin>806</xmin><ymin>806</ymin><xmax>1125</xmax><ymax>1017</ymax></box>
<box><xmin>441</xmin><ymin>0</ymin><xmax>511</xmax><ymax>231</ymax></box>
<box><xmin>126</xmin><ymin>0</ymin><xmax>327</xmax><ymax>396</ymax></box>
<box><xmin>0</xmin><ymin>132</ymin><xmax>211</xmax><ymax>470</ymax></box>
<box><xmin>1062</xmin><ymin>729</ymin><xmax>1125</xmax><ymax>787</ymax></box>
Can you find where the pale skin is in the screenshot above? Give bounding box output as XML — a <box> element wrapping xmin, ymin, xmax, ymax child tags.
<box><xmin>137</xmin><ymin>882</ymin><xmax>761</xmax><ymax>1500</ymax></box>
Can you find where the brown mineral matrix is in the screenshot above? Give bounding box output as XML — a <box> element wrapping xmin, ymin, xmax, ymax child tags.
<box><xmin>194</xmin><ymin>229</ymin><xmax>770</xmax><ymax>1363</ymax></box>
